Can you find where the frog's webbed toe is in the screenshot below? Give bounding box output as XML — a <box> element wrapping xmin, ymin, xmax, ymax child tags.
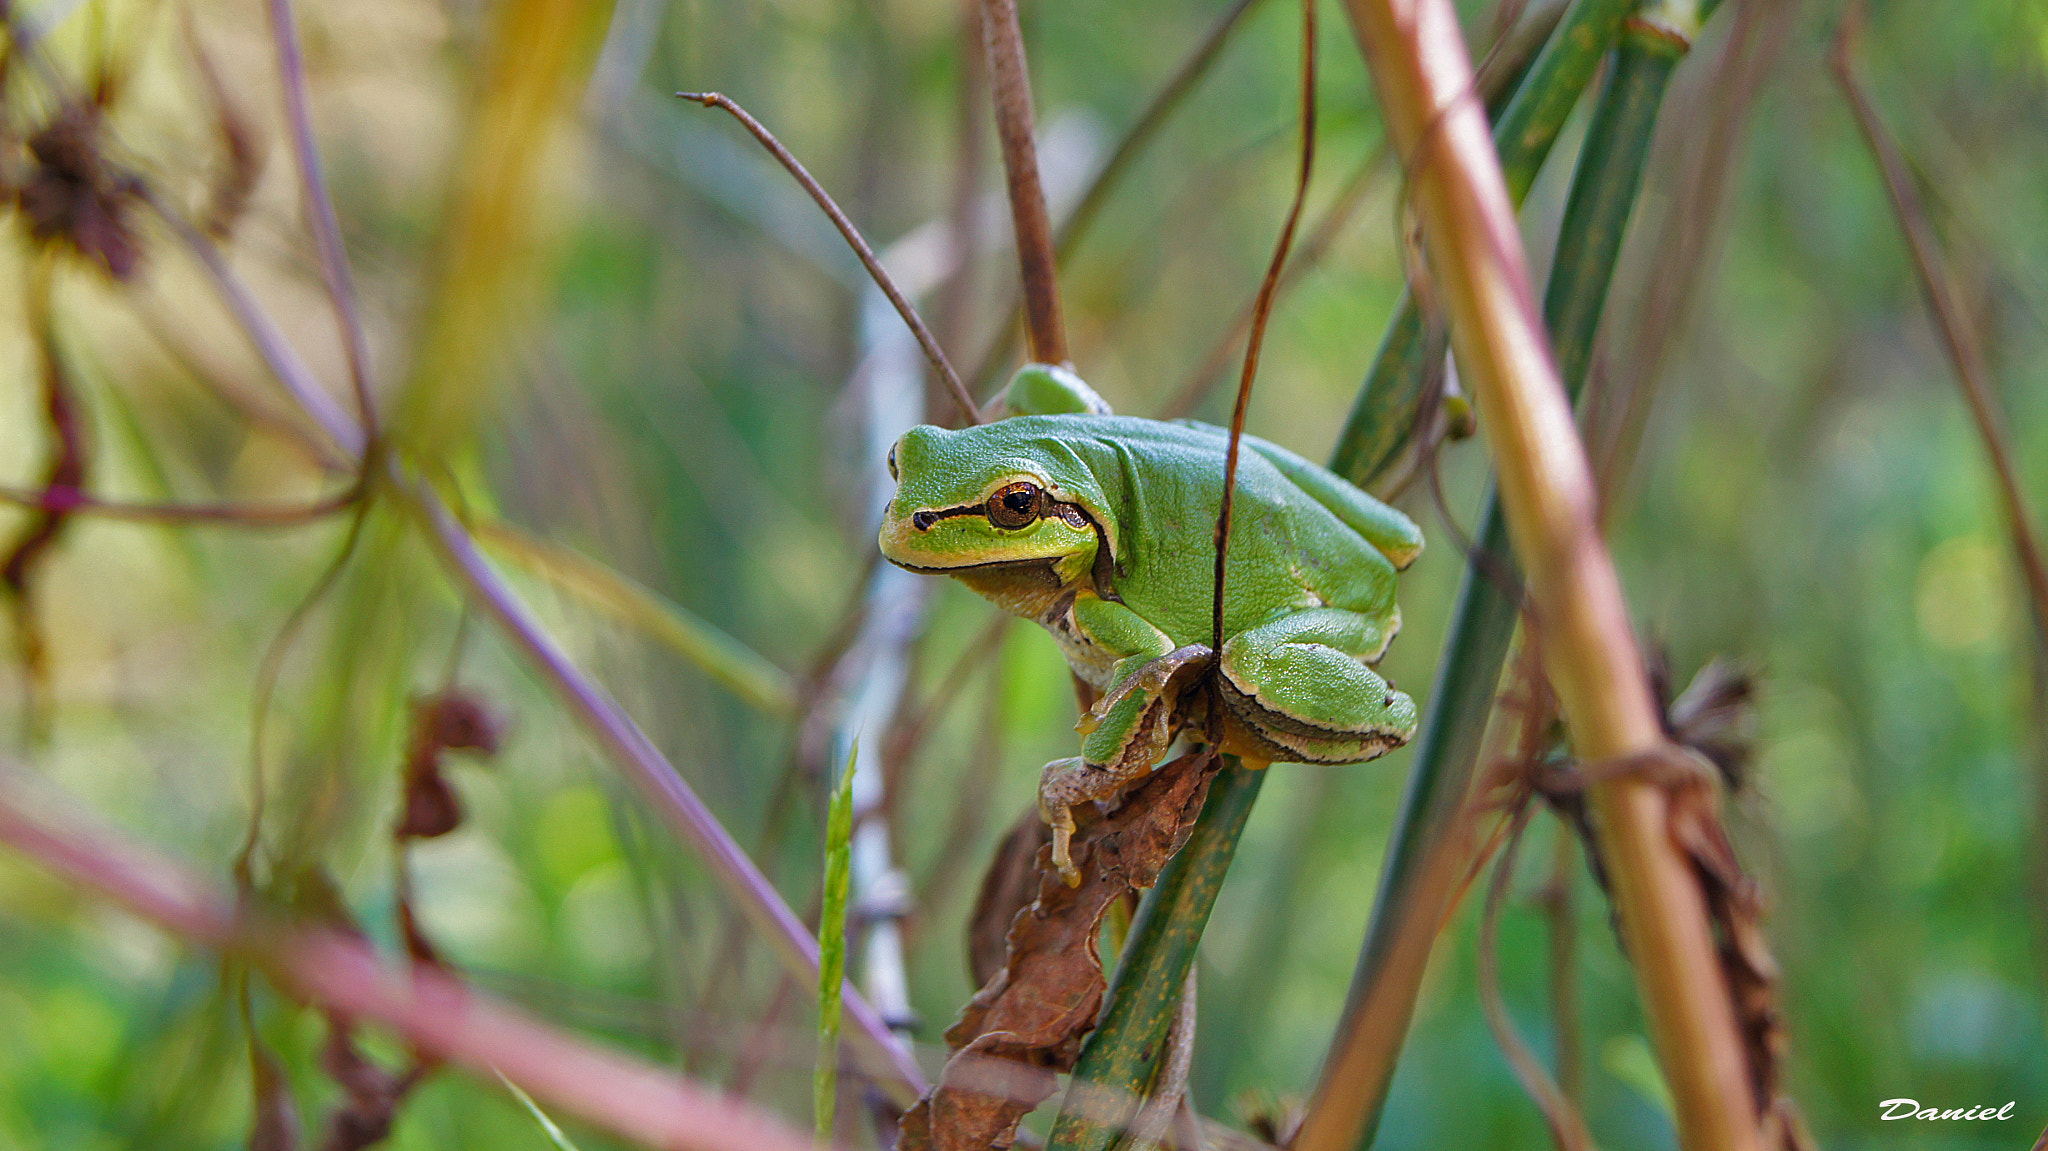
<box><xmin>1043</xmin><ymin>644</ymin><xmax>1211</xmax><ymax>884</ymax></box>
<box><xmin>1076</xmin><ymin>643</ymin><xmax>1213</xmax><ymax>764</ymax></box>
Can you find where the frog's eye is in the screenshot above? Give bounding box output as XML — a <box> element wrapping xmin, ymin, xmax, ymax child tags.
<box><xmin>886</xmin><ymin>442</ymin><xmax>899</xmax><ymax>481</ymax></box>
<box><xmin>986</xmin><ymin>481</ymin><xmax>1044</xmax><ymax>530</ymax></box>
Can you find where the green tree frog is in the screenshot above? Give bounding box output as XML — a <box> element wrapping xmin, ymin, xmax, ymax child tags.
<box><xmin>879</xmin><ymin>364</ymin><xmax>1423</xmax><ymax>881</ymax></box>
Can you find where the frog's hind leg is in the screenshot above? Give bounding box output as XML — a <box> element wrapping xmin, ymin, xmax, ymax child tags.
<box><xmin>1216</xmin><ymin>608</ymin><xmax>1418</xmax><ymax>765</ymax></box>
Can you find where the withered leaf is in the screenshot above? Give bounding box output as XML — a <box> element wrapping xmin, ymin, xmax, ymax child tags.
<box><xmin>899</xmin><ymin>751</ymin><xmax>1220</xmax><ymax>1151</ymax></box>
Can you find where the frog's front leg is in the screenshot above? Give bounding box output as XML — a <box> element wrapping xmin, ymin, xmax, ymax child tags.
<box><xmin>1039</xmin><ymin>597</ymin><xmax>1209</xmax><ymax>883</ymax></box>
<box><xmin>1216</xmin><ymin>608</ymin><xmax>1418</xmax><ymax>765</ymax></box>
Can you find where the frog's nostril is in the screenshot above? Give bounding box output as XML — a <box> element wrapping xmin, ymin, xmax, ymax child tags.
<box><xmin>912</xmin><ymin>511</ymin><xmax>937</xmax><ymax>531</ymax></box>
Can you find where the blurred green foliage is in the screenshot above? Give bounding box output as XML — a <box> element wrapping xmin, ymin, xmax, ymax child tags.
<box><xmin>0</xmin><ymin>0</ymin><xmax>2044</xmax><ymax>1148</ymax></box>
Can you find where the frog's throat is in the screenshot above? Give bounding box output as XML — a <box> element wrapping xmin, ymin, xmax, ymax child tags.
<box><xmin>946</xmin><ymin>559</ymin><xmax>1074</xmax><ymax>623</ymax></box>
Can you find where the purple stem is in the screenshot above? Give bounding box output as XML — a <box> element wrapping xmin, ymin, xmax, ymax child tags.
<box><xmin>264</xmin><ymin>0</ymin><xmax>379</xmax><ymax>429</ymax></box>
<box><xmin>408</xmin><ymin>477</ymin><xmax>929</xmax><ymax>1103</ymax></box>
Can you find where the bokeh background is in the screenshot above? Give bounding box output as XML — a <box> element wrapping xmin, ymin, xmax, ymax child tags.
<box><xmin>0</xmin><ymin>0</ymin><xmax>2043</xmax><ymax>1147</ymax></box>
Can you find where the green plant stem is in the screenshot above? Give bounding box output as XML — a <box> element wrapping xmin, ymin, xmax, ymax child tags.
<box><xmin>1045</xmin><ymin>761</ymin><xmax>1264</xmax><ymax>1151</ymax></box>
<box><xmin>1298</xmin><ymin>11</ymin><xmax>1693</xmax><ymax>1150</ymax></box>
<box><xmin>1328</xmin><ymin>0</ymin><xmax>1638</xmax><ymax>491</ymax></box>
<box><xmin>1036</xmin><ymin>10</ymin><xmax>1632</xmax><ymax>1131</ymax></box>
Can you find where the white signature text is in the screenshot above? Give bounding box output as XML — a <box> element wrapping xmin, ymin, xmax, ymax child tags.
<box><xmin>1879</xmin><ymin>1099</ymin><xmax>2015</xmax><ymax>1121</ymax></box>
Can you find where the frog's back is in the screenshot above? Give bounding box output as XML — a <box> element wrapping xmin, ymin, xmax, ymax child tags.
<box><xmin>991</xmin><ymin>415</ymin><xmax>1402</xmax><ymax>646</ymax></box>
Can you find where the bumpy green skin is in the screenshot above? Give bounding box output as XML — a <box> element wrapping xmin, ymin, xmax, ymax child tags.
<box><xmin>880</xmin><ymin>366</ymin><xmax>1423</xmax><ymax>879</ymax></box>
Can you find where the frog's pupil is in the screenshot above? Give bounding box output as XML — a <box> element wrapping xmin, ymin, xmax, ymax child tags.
<box><xmin>1004</xmin><ymin>489</ymin><xmax>1035</xmax><ymax>514</ymax></box>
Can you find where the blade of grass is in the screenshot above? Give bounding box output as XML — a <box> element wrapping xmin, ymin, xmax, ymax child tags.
<box><xmin>1296</xmin><ymin>11</ymin><xmax>1699</xmax><ymax>1149</ymax></box>
<box><xmin>1321</xmin><ymin>3</ymin><xmax>1765</xmax><ymax>1151</ymax></box>
<box><xmin>501</xmin><ymin>1072</ymin><xmax>588</xmax><ymax>1151</ymax></box>
<box><xmin>474</xmin><ymin>519</ymin><xmax>797</xmax><ymax>717</ymax></box>
<box><xmin>391</xmin><ymin>0</ymin><xmax>607</xmax><ymax>456</ymax></box>
<box><xmin>815</xmin><ymin>747</ymin><xmax>857</xmax><ymax>1142</ymax></box>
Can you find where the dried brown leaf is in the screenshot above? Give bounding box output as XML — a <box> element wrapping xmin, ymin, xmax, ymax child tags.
<box><xmin>395</xmin><ymin>689</ymin><xmax>504</xmax><ymax>840</ymax></box>
<box><xmin>16</xmin><ymin>102</ymin><xmax>144</xmax><ymax>279</ymax></box>
<box><xmin>900</xmin><ymin>751</ymin><xmax>1220</xmax><ymax>1150</ymax></box>
<box><xmin>969</xmin><ymin>808</ymin><xmax>1053</xmax><ymax>990</ymax></box>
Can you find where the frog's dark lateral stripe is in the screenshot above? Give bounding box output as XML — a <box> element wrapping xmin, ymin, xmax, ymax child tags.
<box><xmin>1216</xmin><ymin>676</ymin><xmax>1408</xmax><ymax>764</ymax></box>
<box><xmin>908</xmin><ymin>505</ymin><xmax>991</xmax><ymax>530</ymax></box>
<box><xmin>904</xmin><ymin>497</ymin><xmax>1123</xmax><ymax>601</ymax></box>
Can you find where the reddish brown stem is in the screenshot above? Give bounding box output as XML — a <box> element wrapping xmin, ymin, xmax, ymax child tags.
<box><xmin>1212</xmin><ymin>0</ymin><xmax>1317</xmax><ymax>657</ymax></box>
<box><xmin>978</xmin><ymin>0</ymin><xmax>1068</xmax><ymax>367</ymax></box>
<box><xmin>0</xmin><ymin>771</ymin><xmax>826</xmax><ymax>1151</ymax></box>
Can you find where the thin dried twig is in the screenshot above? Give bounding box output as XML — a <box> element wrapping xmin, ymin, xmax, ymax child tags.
<box><xmin>1477</xmin><ymin>805</ymin><xmax>1592</xmax><ymax>1151</ymax></box>
<box><xmin>407</xmin><ymin>474</ymin><xmax>930</xmax><ymax>1104</ymax></box>
<box><xmin>1830</xmin><ymin>4</ymin><xmax>2048</xmax><ymax>640</ymax></box>
<box><xmin>144</xmin><ymin>188</ymin><xmax>367</xmax><ymax>458</ymax></box>
<box><xmin>1212</xmin><ymin>0</ymin><xmax>1317</xmax><ymax>656</ymax></box>
<box><xmin>967</xmin><ymin>0</ymin><xmax>1267</xmax><ymax>393</ymax></box>
<box><xmin>676</xmin><ymin>91</ymin><xmax>982</xmax><ymax>426</ymax></box>
<box><xmin>1159</xmin><ymin>155</ymin><xmax>1386</xmax><ymax>419</ymax></box>
<box><xmin>1056</xmin><ymin>0</ymin><xmax>1264</xmax><ymax>265</ymax></box>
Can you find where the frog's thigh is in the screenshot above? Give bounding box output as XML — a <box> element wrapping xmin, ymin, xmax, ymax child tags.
<box><xmin>1220</xmin><ymin>608</ymin><xmax>1414</xmax><ymax>736</ymax></box>
<box><xmin>1299</xmin><ymin>549</ymin><xmax>1402</xmax><ymax>661</ymax></box>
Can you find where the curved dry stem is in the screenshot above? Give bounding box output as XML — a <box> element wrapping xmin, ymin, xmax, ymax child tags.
<box><xmin>1212</xmin><ymin>0</ymin><xmax>1318</xmax><ymax>656</ymax></box>
<box><xmin>406</xmin><ymin>472</ymin><xmax>930</xmax><ymax>1104</ymax></box>
<box><xmin>677</xmin><ymin>91</ymin><xmax>982</xmax><ymax>426</ymax></box>
<box><xmin>144</xmin><ymin>188</ymin><xmax>367</xmax><ymax>459</ymax></box>
<box><xmin>1830</xmin><ymin>4</ymin><xmax>2048</xmax><ymax>646</ymax></box>
<box><xmin>1476</xmin><ymin>804</ymin><xmax>1592</xmax><ymax>1151</ymax></box>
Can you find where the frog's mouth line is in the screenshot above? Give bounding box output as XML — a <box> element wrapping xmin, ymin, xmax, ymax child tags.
<box><xmin>886</xmin><ymin>555</ymin><xmax>1057</xmax><ymax>577</ymax></box>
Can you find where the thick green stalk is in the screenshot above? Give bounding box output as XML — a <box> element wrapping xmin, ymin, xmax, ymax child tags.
<box><xmin>1329</xmin><ymin>0</ymin><xmax>1637</xmax><ymax>490</ymax></box>
<box><xmin>1042</xmin><ymin>9</ymin><xmax>1690</xmax><ymax>1148</ymax></box>
<box><xmin>1045</xmin><ymin>762</ymin><xmax>1265</xmax><ymax>1151</ymax></box>
<box><xmin>1299</xmin><ymin>14</ymin><xmax>1692</xmax><ymax>1151</ymax></box>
